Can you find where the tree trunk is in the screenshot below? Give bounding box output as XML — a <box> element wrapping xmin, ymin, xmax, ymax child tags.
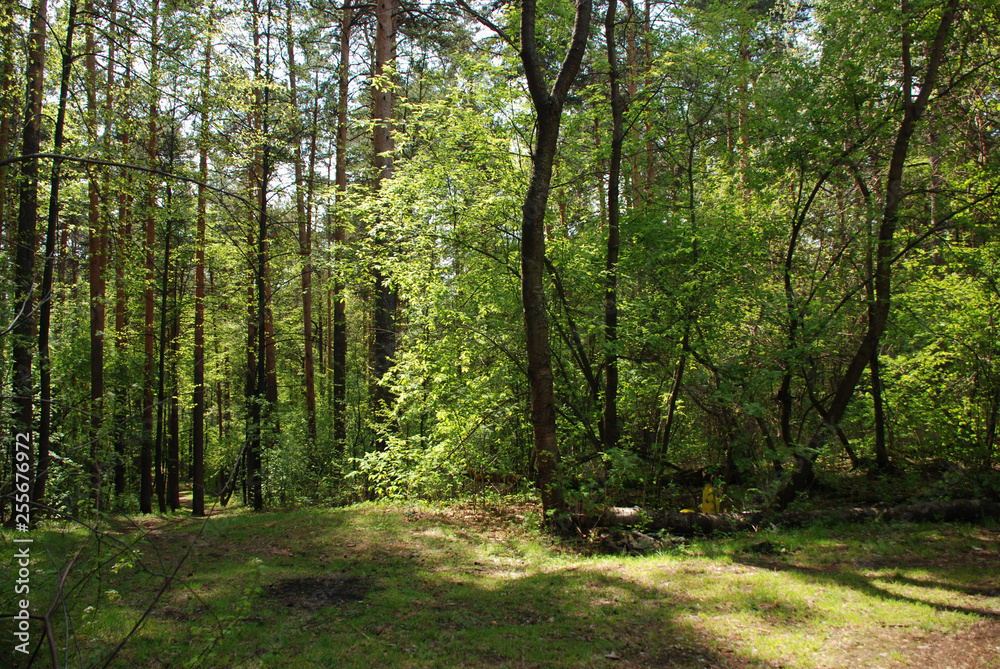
<box><xmin>518</xmin><ymin>0</ymin><xmax>592</xmax><ymax>518</ymax></box>
<box><xmin>871</xmin><ymin>349</ymin><xmax>889</xmax><ymax>469</ymax></box>
<box><xmin>112</xmin><ymin>13</ymin><xmax>131</xmax><ymax>497</ymax></box>
<box><xmin>246</xmin><ymin>0</ymin><xmax>270</xmax><ymax>511</ymax></box>
<box><xmin>12</xmin><ymin>0</ymin><xmax>47</xmax><ymax>516</ymax></box>
<box><xmin>245</xmin><ymin>202</ymin><xmax>258</xmax><ymax>509</ymax></box>
<box><xmin>579</xmin><ymin>499</ymin><xmax>1000</xmax><ymax>536</ymax></box>
<box><xmin>776</xmin><ymin>0</ymin><xmax>959</xmax><ymax>508</ymax></box>
<box><xmin>192</xmin><ymin>6</ymin><xmax>212</xmax><ymax>518</ymax></box>
<box><xmin>334</xmin><ymin>4</ymin><xmax>352</xmax><ymax>453</ymax></box>
<box><xmin>371</xmin><ymin>0</ymin><xmax>398</xmax><ymax>426</ymax></box>
<box><xmin>85</xmin><ymin>0</ymin><xmax>105</xmax><ymax>510</ymax></box>
<box><xmin>306</xmin><ymin>71</ymin><xmax>320</xmax><ymax>394</ymax></box>
<box><xmin>286</xmin><ymin>5</ymin><xmax>316</xmax><ymax>445</ymax></box>
<box><xmin>603</xmin><ymin>0</ymin><xmax>624</xmax><ymax>453</ymax></box>
<box><xmin>253</xmin><ymin>118</ymin><xmax>271</xmax><ymax>512</ymax></box>
<box><xmin>140</xmin><ymin>0</ymin><xmax>161</xmax><ymax>514</ymax></box>
<box><xmin>168</xmin><ymin>308</ymin><xmax>180</xmax><ymax>511</ymax></box>
<box><xmin>39</xmin><ymin>0</ymin><xmax>79</xmax><ymax>507</ymax></box>
<box><xmin>154</xmin><ymin>216</ymin><xmax>174</xmax><ymax>514</ymax></box>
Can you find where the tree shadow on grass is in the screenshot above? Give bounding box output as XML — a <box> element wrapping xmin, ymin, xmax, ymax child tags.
<box><xmin>729</xmin><ymin>555</ymin><xmax>1000</xmax><ymax>621</ymax></box>
<box><xmin>69</xmin><ymin>507</ymin><xmax>785</xmax><ymax>669</ymax></box>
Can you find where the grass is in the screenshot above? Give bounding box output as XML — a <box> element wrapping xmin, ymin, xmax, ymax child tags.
<box><xmin>2</xmin><ymin>500</ymin><xmax>998</xmax><ymax>668</ymax></box>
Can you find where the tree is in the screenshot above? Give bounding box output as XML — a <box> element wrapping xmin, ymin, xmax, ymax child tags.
<box><xmin>12</xmin><ymin>0</ymin><xmax>47</xmax><ymax>516</ymax></box>
<box><xmin>518</xmin><ymin>0</ymin><xmax>592</xmax><ymax>518</ymax></box>
<box><xmin>603</xmin><ymin>0</ymin><xmax>625</xmax><ymax>454</ymax></box>
<box><xmin>86</xmin><ymin>0</ymin><xmax>107</xmax><ymax>507</ymax></box>
<box><xmin>333</xmin><ymin>1</ymin><xmax>353</xmax><ymax>454</ymax></box>
<box><xmin>38</xmin><ymin>0</ymin><xmax>80</xmax><ymax>508</ymax></box>
<box><xmin>140</xmin><ymin>0</ymin><xmax>163</xmax><ymax>514</ymax></box>
<box><xmin>192</xmin><ymin>3</ymin><xmax>213</xmax><ymax>518</ymax></box>
<box><xmin>371</xmin><ymin>0</ymin><xmax>400</xmax><ymax>429</ymax></box>
<box><xmin>778</xmin><ymin>0</ymin><xmax>961</xmax><ymax>507</ymax></box>
<box><xmin>286</xmin><ymin>2</ymin><xmax>317</xmax><ymax>446</ymax></box>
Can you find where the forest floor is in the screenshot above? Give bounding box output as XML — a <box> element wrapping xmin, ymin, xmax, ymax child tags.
<box><xmin>3</xmin><ymin>497</ymin><xmax>999</xmax><ymax>668</ymax></box>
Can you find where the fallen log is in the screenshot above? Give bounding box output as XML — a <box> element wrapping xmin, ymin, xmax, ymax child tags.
<box><xmin>576</xmin><ymin>499</ymin><xmax>1000</xmax><ymax>536</ymax></box>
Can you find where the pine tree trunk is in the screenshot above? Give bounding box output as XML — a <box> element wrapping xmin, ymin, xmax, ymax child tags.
<box><xmin>286</xmin><ymin>5</ymin><xmax>316</xmax><ymax>444</ymax></box>
<box><xmin>112</xmin><ymin>11</ymin><xmax>131</xmax><ymax>497</ymax></box>
<box><xmin>333</xmin><ymin>4</ymin><xmax>352</xmax><ymax>453</ymax></box>
<box><xmin>245</xmin><ymin>192</ymin><xmax>258</xmax><ymax>508</ymax></box>
<box><xmin>371</xmin><ymin>0</ymin><xmax>398</xmax><ymax>427</ymax></box>
<box><xmin>38</xmin><ymin>0</ymin><xmax>79</xmax><ymax>506</ymax></box>
<box><xmin>192</xmin><ymin>7</ymin><xmax>212</xmax><ymax>517</ymax></box>
<box><xmin>168</xmin><ymin>308</ymin><xmax>180</xmax><ymax>511</ymax></box>
<box><xmin>140</xmin><ymin>0</ymin><xmax>161</xmax><ymax>514</ymax></box>
<box><xmin>154</xmin><ymin>216</ymin><xmax>174</xmax><ymax>514</ymax></box>
<box><xmin>12</xmin><ymin>0</ymin><xmax>47</xmax><ymax>516</ymax></box>
<box><xmin>603</xmin><ymin>0</ymin><xmax>624</xmax><ymax>453</ymax></box>
<box><xmin>253</xmin><ymin>126</ymin><xmax>271</xmax><ymax>512</ymax></box>
<box><xmin>247</xmin><ymin>0</ymin><xmax>270</xmax><ymax>511</ymax></box>
<box><xmin>86</xmin><ymin>0</ymin><xmax>105</xmax><ymax>509</ymax></box>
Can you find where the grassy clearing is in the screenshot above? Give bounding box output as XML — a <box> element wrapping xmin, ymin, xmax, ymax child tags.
<box><xmin>2</xmin><ymin>501</ymin><xmax>998</xmax><ymax>668</ymax></box>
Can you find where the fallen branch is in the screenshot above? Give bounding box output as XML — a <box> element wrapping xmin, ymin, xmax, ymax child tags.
<box><xmin>576</xmin><ymin>499</ymin><xmax>1000</xmax><ymax>535</ymax></box>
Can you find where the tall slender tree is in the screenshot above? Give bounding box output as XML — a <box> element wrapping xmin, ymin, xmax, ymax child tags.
<box><xmin>154</xmin><ymin>212</ymin><xmax>174</xmax><ymax>513</ymax></box>
<box><xmin>192</xmin><ymin>5</ymin><xmax>213</xmax><ymax>517</ymax></box>
<box><xmin>286</xmin><ymin>3</ymin><xmax>316</xmax><ymax>445</ymax></box>
<box><xmin>38</xmin><ymin>0</ymin><xmax>79</xmax><ymax>505</ymax></box>
<box><xmin>86</xmin><ymin>0</ymin><xmax>106</xmax><ymax>508</ymax></box>
<box><xmin>13</xmin><ymin>0</ymin><xmax>47</xmax><ymax>513</ymax></box>
<box><xmin>778</xmin><ymin>0</ymin><xmax>961</xmax><ymax>506</ymax></box>
<box><xmin>603</xmin><ymin>0</ymin><xmax>624</xmax><ymax>453</ymax></box>
<box><xmin>141</xmin><ymin>0</ymin><xmax>163</xmax><ymax>514</ymax></box>
<box><xmin>247</xmin><ymin>0</ymin><xmax>275</xmax><ymax>511</ymax></box>
<box><xmin>333</xmin><ymin>2</ymin><xmax>352</xmax><ymax>453</ymax></box>
<box><xmin>112</xmin><ymin>5</ymin><xmax>132</xmax><ymax>497</ymax></box>
<box><xmin>518</xmin><ymin>0</ymin><xmax>592</xmax><ymax>518</ymax></box>
<box><xmin>370</xmin><ymin>0</ymin><xmax>399</xmax><ymax>431</ymax></box>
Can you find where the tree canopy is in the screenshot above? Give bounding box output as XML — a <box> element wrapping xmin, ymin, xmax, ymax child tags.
<box><xmin>1</xmin><ymin>0</ymin><xmax>999</xmax><ymax>525</ymax></box>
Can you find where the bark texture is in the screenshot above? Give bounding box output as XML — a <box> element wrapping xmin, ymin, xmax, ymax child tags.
<box><xmin>333</xmin><ymin>4</ymin><xmax>352</xmax><ymax>452</ymax></box>
<box><xmin>287</xmin><ymin>5</ymin><xmax>316</xmax><ymax>444</ymax></box>
<box><xmin>518</xmin><ymin>0</ymin><xmax>592</xmax><ymax>516</ymax></box>
<box><xmin>603</xmin><ymin>0</ymin><xmax>624</xmax><ymax>453</ymax></box>
<box><xmin>39</xmin><ymin>0</ymin><xmax>78</xmax><ymax>506</ymax></box>
<box><xmin>371</xmin><ymin>0</ymin><xmax>398</xmax><ymax>426</ymax></box>
<box><xmin>581</xmin><ymin>499</ymin><xmax>1000</xmax><ymax>535</ymax></box>
<box><xmin>192</xmin><ymin>14</ymin><xmax>212</xmax><ymax>517</ymax></box>
<box><xmin>140</xmin><ymin>0</ymin><xmax>161</xmax><ymax>514</ymax></box>
<box><xmin>13</xmin><ymin>0</ymin><xmax>47</xmax><ymax>513</ymax></box>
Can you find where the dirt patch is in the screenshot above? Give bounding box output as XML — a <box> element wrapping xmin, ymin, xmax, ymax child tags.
<box><xmin>264</xmin><ymin>575</ymin><xmax>370</xmax><ymax>610</ymax></box>
<box><xmin>889</xmin><ymin>620</ymin><xmax>1000</xmax><ymax>668</ymax></box>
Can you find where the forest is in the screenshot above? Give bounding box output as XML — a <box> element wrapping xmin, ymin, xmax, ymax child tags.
<box><xmin>0</xmin><ymin>0</ymin><xmax>999</xmax><ymax>665</ymax></box>
<box><xmin>2</xmin><ymin>0</ymin><xmax>998</xmax><ymax>521</ymax></box>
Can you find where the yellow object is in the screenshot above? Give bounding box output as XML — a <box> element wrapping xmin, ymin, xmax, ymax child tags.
<box><xmin>701</xmin><ymin>483</ymin><xmax>718</xmax><ymax>514</ymax></box>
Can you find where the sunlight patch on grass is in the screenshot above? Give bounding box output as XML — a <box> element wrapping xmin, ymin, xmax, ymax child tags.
<box><xmin>7</xmin><ymin>505</ymin><xmax>998</xmax><ymax>668</ymax></box>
